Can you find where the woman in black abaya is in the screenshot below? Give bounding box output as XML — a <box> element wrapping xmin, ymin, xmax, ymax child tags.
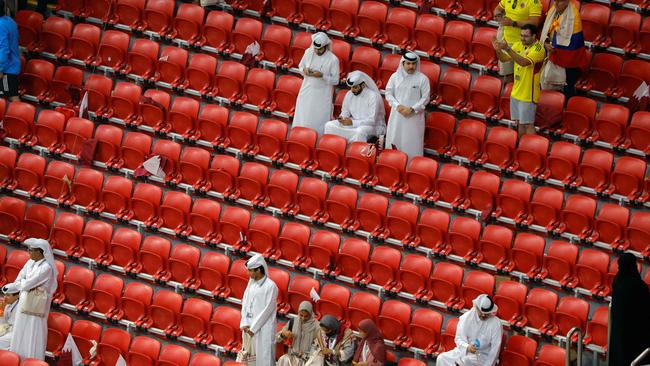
<box><xmin>609</xmin><ymin>253</ymin><xmax>650</xmax><ymax>366</ymax></box>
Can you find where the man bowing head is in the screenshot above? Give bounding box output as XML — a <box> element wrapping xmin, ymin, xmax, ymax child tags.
<box><xmin>436</xmin><ymin>294</ymin><xmax>503</xmax><ymax>366</ymax></box>
<box><xmin>240</xmin><ymin>254</ymin><xmax>278</xmax><ymax>366</ymax></box>
<box><xmin>324</xmin><ymin>70</ymin><xmax>386</xmax><ymax>143</ymax></box>
<box><xmin>384</xmin><ymin>52</ymin><xmax>430</xmax><ymax>159</ymax></box>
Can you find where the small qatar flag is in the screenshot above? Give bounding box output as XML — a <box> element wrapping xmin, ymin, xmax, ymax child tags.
<box><xmin>115</xmin><ymin>354</ymin><xmax>128</xmax><ymax>366</ymax></box>
<box><xmin>309</xmin><ymin>287</ymin><xmax>320</xmax><ymax>302</ymax></box>
<box><xmin>58</xmin><ymin>333</ymin><xmax>83</xmax><ymax>366</ymax></box>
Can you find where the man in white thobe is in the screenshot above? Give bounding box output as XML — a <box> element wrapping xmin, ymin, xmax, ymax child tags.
<box><xmin>240</xmin><ymin>254</ymin><xmax>278</xmax><ymax>366</ymax></box>
<box><xmin>0</xmin><ymin>289</ymin><xmax>19</xmax><ymax>350</ymax></box>
<box><xmin>384</xmin><ymin>52</ymin><xmax>430</xmax><ymax>159</ymax></box>
<box><xmin>2</xmin><ymin>238</ymin><xmax>58</xmax><ymax>360</ymax></box>
<box><xmin>437</xmin><ymin>294</ymin><xmax>503</xmax><ymax>366</ymax></box>
<box><xmin>324</xmin><ymin>70</ymin><xmax>386</xmax><ymax>143</ymax></box>
<box><xmin>292</xmin><ymin>32</ymin><xmax>340</xmax><ymax>135</ymax></box>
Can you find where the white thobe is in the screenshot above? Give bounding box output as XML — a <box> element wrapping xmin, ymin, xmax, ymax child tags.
<box><xmin>384</xmin><ymin>71</ymin><xmax>430</xmax><ymax>159</ymax></box>
<box><xmin>4</xmin><ymin>259</ymin><xmax>56</xmax><ymax>360</ymax></box>
<box><xmin>292</xmin><ymin>50</ymin><xmax>340</xmax><ymax>135</ymax></box>
<box><xmin>436</xmin><ymin>311</ymin><xmax>503</xmax><ymax>366</ymax></box>
<box><xmin>0</xmin><ymin>301</ymin><xmax>18</xmax><ymax>350</ymax></box>
<box><xmin>240</xmin><ymin>276</ymin><xmax>278</xmax><ymax>366</ymax></box>
<box><xmin>324</xmin><ymin>88</ymin><xmax>385</xmax><ymax>143</ymax></box>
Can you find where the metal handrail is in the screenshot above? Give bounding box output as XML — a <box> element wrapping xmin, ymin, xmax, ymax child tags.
<box><xmin>631</xmin><ymin>348</ymin><xmax>650</xmax><ymax>366</ymax></box>
<box><xmin>566</xmin><ymin>327</ymin><xmax>583</xmax><ymax>366</ymax></box>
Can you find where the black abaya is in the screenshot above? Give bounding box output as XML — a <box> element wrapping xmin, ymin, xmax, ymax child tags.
<box><xmin>608</xmin><ymin>253</ymin><xmax>650</xmax><ymax>366</ymax></box>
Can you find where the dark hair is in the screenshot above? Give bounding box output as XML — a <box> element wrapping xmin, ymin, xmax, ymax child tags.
<box><xmin>521</xmin><ymin>23</ymin><xmax>537</xmax><ymax>35</ymax></box>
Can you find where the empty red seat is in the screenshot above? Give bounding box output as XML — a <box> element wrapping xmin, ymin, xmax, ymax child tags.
<box><xmin>624</xmin><ymin>111</ymin><xmax>650</xmax><ymax>154</ymax></box>
<box><xmin>438</xmin><ymin>21</ymin><xmax>474</xmax><ymax>64</ymax></box>
<box><xmin>511</xmin><ymin>233</ymin><xmax>545</xmax><ymax>278</ymax></box>
<box><xmin>203</xmin><ymin>11</ymin><xmax>234</xmax><ymax>53</ymax></box>
<box><xmin>592</xmin><ymin>103</ymin><xmax>630</xmax><ymax>145</ymax></box>
<box><xmin>126</xmin><ymin>336</ymin><xmax>160</xmax><ymax>366</ymax></box>
<box><xmin>50</xmin><ymin>212</ymin><xmax>84</xmax><ymax>255</ymax></box>
<box><xmin>518</xmin><ymin>288</ymin><xmax>558</xmax><ymax>330</ymax></box>
<box><xmin>308</xmin><ymin>230</ymin><xmax>341</xmax><ymax>272</ymax></box>
<box><xmin>179</xmin><ymin>298</ymin><xmax>213</xmax><ymax>344</ymax></box>
<box><xmin>576</xmin><ymin>53</ymin><xmax>622</xmax><ymax>93</ymax></box>
<box><xmin>215</xmin><ymin>61</ymin><xmax>247</xmax><ymax>103</ymax></box>
<box><xmin>328</xmin><ymin>0</ymin><xmax>359</xmax><ymax>36</ymax></box>
<box><xmin>223</xmin><ymin>111</ymin><xmax>259</xmax><ymax>152</ymax></box>
<box><xmin>432</xmin><ymin>164</ymin><xmax>470</xmax><ymax>205</ymax></box>
<box><xmin>311</xmin><ymin>134</ymin><xmax>348</xmax><ymax>176</ymax></box>
<box><xmin>375</xmin><ymin>149</ymin><xmax>408</xmax><ymax>192</ymax></box>
<box><xmin>427</xmin><ymin>262</ymin><xmax>463</xmax><ymax>308</ymax></box>
<box><xmin>367</xmin><ymin>246</ymin><xmax>401</xmax><ymax>289</ymax></box>
<box><xmin>347</xmin><ymin>292</ymin><xmax>380</xmax><ymax>330</ymax></box>
<box><xmin>460</xmin><ymin>271</ymin><xmax>495</xmax><ymax>310</ymax></box>
<box><xmin>580</xmin><ymin>3</ymin><xmax>610</xmax><ymax>43</ymax></box>
<box><xmin>541</xmin><ymin>141</ymin><xmax>581</xmax><ymax>184</ymax></box>
<box><xmin>499</xmin><ymin>335</ymin><xmax>537</xmax><ymax>366</ymax></box>
<box><xmin>465</xmin><ymin>75</ymin><xmax>502</xmax><ymax>119</ymax></box>
<box><xmin>49</xmin><ymin>66</ymin><xmax>83</xmax><ymax>105</ymax></box>
<box><xmin>39</xmin><ymin>16</ymin><xmax>72</xmax><ymax>56</ymax></box>
<box><xmin>287</xmin><ymin>275</ymin><xmax>320</xmax><ymax>313</ymax></box>
<box><xmin>66</xmin><ymin>24</ymin><xmax>101</xmax><ymax>65</ymax></box>
<box><xmin>160</xmin><ymin>191</ymin><xmax>192</xmax><ymax>236</ymax></box>
<box><xmin>88</xmin><ymin>274</ymin><xmax>123</xmax><ymax>317</ymax></box>
<box><xmin>604</xmin><ymin>10</ymin><xmax>641</xmax><ymax>54</ymax></box>
<box><xmin>95</xmin><ymin>328</ymin><xmax>131</xmax><ymax>366</ymax></box>
<box><xmin>555</xmin><ymin>96</ymin><xmax>598</xmax><ymax>139</ymax></box>
<box><xmin>354</xmin><ymin>1</ymin><xmax>387</xmax><ymax>44</ymax></box>
<box><xmin>106</xmin><ymin>82</ymin><xmax>141</xmax><ymax>122</ymax></box>
<box><xmin>341</xmin><ymin>141</ymin><xmax>377</xmax><ymax>182</ymax></box>
<box><xmin>606</xmin><ymin>156</ymin><xmax>646</xmax><ymax>200</ymax></box>
<box><xmin>47</xmin><ymin>312</ymin><xmax>72</xmax><ymax>356</ymax></box>
<box><xmin>70</xmin><ymin>320</ymin><xmax>102</xmax><ymax>361</ymax></box>
<box><xmin>404</xmin><ymin>156</ymin><xmax>437</xmax><ymax>201</ymax></box>
<box><xmin>573</xmin><ymin>148</ymin><xmax>613</xmax><ymax>192</ymax></box>
<box><xmin>196</xmin><ymin>104</ymin><xmax>230</xmax><ymax>145</ymax></box>
<box><xmin>20</xmin><ymin>204</ymin><xmax>54</xmax><ymax>240</ymax></box>
<box><xmin>147</xmin><ymin>290</ymin><xmax>182</xmax><ymax>335</ymax></box>
<box><xmin>77</xmin><ymin>220</ymin><xmax>113</xmax><ymax>261</ymax></box>
<box><xmin>333</xmin><ymin>238</ymin><xmax>370</xmax><ymax>284</ymax></box>
<box><xmin>470</xmin><ymin>27</ymin><xmax>498</xmax><ymax>70</ymax></box>
<box><xmin>545</xmin><ymin>297</ymin><xmax>589</xmax><ymax>338</ymax></box>
<box><xmin>399</xmin><ymin>308</ymin><xmax>442</xmax><ymax>355</ymax></box>
<box><xmin>277</xmin><ymin>222</ymin><xmax>311</xmax><ymax>266</ymax></box>
<box><xmin>298</xmin><ymin>0</ymin><xmax>330</xmax><ymax>28</ymax></box>
<box><xmin>171</xmin><ymin>4</ymin><xmax>205</xmax><ymax>45</ymax></box>
<box><xmin>112</xmin><ymin>0</ymin><xmax>146</xmax><ymax>28</ymax></box>
<box><xmin>315</xmin><ymin>283</ymin><xmax>349</xmax><ymax>320</ymax></box>
<box><xmin>189</xmin><ymin>199</ymin><xmax>222</xmax><ymax>246</ymax></box>
<box><xmin>60</xmin><ymin>266</ymin><xmax>95</xmax><ymax>310</ymax></box>
<box><xmin>16</xmin><ymin>10</ymin><xmax>42</xmax><ymax>49</ymax></box>
<box><xmin>414</xmin><ymin>14</ymin><xmax>444</xmax><ymax>57</ymax></box>
<box><xmin>142</xmin><ymin>0</ymin><xmax>175</xmax><ymax>34</ymax></box>
<box><xmin>120</xmin><ymin>281</ymin><xmax>153</xmax><ymax>324</ymax></box>
<box><xmin>2</xmin><ymin>249</ymin><xmax>29</xmax><ymax>284</ymax></box>
<box><xmin>584</xmin><ymin>306</ymin><xmax>609</xmax><ymax>349</ymax></box>
<box><xmin>62</xmin><ymin>117</ymin><xmax>94</xmax><ymax>155</ymax></box>
<box><xmin>494</xmin><ymin>280</ymin><xmax>527</xmax><ymax>324</ymax></box>
<box><xmin>20</xmin><ymin>59</ymin><xmax>54</xmax><ymax>101</ymax></box>
<box><xmin>136</xmin><ymin>236</ymin><xmax>170</xmax><ymax>280</ymax></box>
<box><xmin>378</xmin><ymin>300</ymin><xmax>411</xmax><ymax>342</ymax></box>
<box><xmin>95</xmin><ymin>30</ymin><xmax>130</xmax><ymax>70</ymax></box>
<box><xmin>539</xmin><ymin>240</ymin><xmax>578</xmax><ymax>288</ymax></box>
<box><xmin>93</xmin><ymin>124</ymin><xmax>123</xmax><ymax>166</ymax></box>
<box><xmin>155</xmin><ymin>46</ymin><xmax>188</xmax><ymax>88</ymax></box>
<box><xmin>434</xmin><ymin>68</ymin><xmax>471</xmax><ymax>110</ymax></box>
<box><xmin>349</xmin><ymin>46</ymin><xmax>381</xmax><ymax>80</ymax></box>
<box><xmin>535</xmin><ymin>344</ymin><xmax>565</xmax><ymax>366</ymax></box>
<box><xmin>258</xmin><ymin>25</ymin><xmax>292</xmax><ymax>67</ymax></box>
<box><xmin>415</xmin><ymin>208</ymin><xmax>450</xmax><ymax>250</ymax></box>
<box><xmin>84</xmin><ymin>75</ymin><xmax>113</xmax><ymax>115</ymax></box>
<box><xmin>241</xmin><ymin>214</ymin><xmax>280</xmax><ymax>258</ymax></box>
<box><xmin>576</xmin><ymin>248</ymin><xmax>611</xmax><ymax>298</ymax></box>
<box><xmin>242</xmin><ymin>68</ymin><xmax>275</xmax><ymax>111</ymax></box>
<box><xmin>526</xmin><ymin>187</ymin><xmax>564</xmax><ymax>229</ymax></box>
<box><xmin>512</xmin><ymin>134</ymin><xmax>549</xmax><ymax>176</ymax></box>
<box><xmin>268</xmin><ymin>75</ymin><xmax>302</xmax><ymax>117</ymax></box>
<box><xmin>167</xmin><ymin>97</ymin><xmax>200</xmax><ymax>138</ymax></box>
<box><xmin>424</xmin><ymin>111</ymin><xmax>455</xmax><ymax>152</ymax></box>
<box><xmin>219</xmin><ymin>206</ymin><xmax>251</xmax><ymax>246</ymax></box>
<box><xmin>104</xmin><ymin>227</ymin><xmax>141</xmax><ymax>269</ymax></box>
<box><xmin>185</xmin><ymin>54</ymin><xmax>218</xmax><ymax>99</ymax></box>
<box><xmin>4</xmin><ymin>101</ymin><xmax>36</xmax><ymax>143</ymax></box>
<box><xmin>475</xmin><ymin>225</ymin><xmax>513</xmax><ymax>270</ymax></box>
<box><xmin>626</xmin><ymin>212</ymin><xmax>650</xmax><ymax>255</ymax></box>
<box><xmin>451</xmin><ymin>119</ymin><xmax>488</xmax><ymax>162</ymax></box>
<box><xmin>385</xmin><ymin>7</ymin><xmax>416</xmax><ymax>50</ymax></box>
<box><xmin>158</xmin><ymin>345</ymin><xmax>190</xmax><ymax>366</ymax></box>
<box><xmin>179</xmin><ymin>147</ymin><xmax>211</xmax><ymax>190</ymax></box>
<box><xmin>347</xmin><ymin>193</ymin><xmax>387</xmax><ymax>239</ymax></box>
<box><xmin>43</xmin><ymin>160</ymin><xmax>74</xmax><ymax>200</ymax></box>
<box><xmin>14</xmin><ymin>153</ymin><xmax>46</xmax><ymax>196</ymax></box>
<box><xmin>439</xmin><ymin>318</ymin><xmax>459</xmax><ymax>353</ymax></box>
<box><xmin>439</xmin><ymin>217</ymin><xmax>481</xmax><ymax>259</ymax></box>
<box><xmin>264</xmin><ymin>170</ymin><xmax>299</xmax><ymax>214</ymax></box>
<box><xmin>209</xmin><ymin>306</ymin><xmax>241</xmax><ymax>351</ymax></box>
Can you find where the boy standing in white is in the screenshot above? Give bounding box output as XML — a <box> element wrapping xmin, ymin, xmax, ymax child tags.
<box><xmin>292</xmin><ymin>32</ymin><xmax>340</xmax><ymax>135</ymax></box>
<box><xmin>240</xmin><ymin>254</ymin><xmax>278</xmax><ymax>366</ymax></box>
<box><xmin>384</xmin><ymin>52</ymin><xmax>430</xmax><ymax>158</ymax></box>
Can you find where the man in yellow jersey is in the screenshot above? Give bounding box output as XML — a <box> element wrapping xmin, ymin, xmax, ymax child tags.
<box><xmin>493</xmin><ymin>24</ymin><xmax>546</xmax><ymax>136</ymax></box>
<box><xmin>494</xmin><ymin>0</ymin><xmax>542</xmax><ymax>78</ymax></box>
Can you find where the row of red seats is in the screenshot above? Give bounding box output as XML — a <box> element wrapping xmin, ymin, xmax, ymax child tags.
<box><xmin>0</xmin><ymin>350</ymin><xmax>47</xmax><ymax>366</ymax></box>
<box><xmin>46</xmin><ymin>310</ymin><xmax>224</xmax><ymax>366</ymax></box>
<box><xmin>5</xmin><ymin>99</ymin><xmax>650</xmax><ymax>270</ymax></box>
<box><xmin>429</xmin><ymin>112</ymin><xmax>650</xmax><ymax>202</ymax></box>
<box><xmin>5</xmin><ymin>101</ymin><xmax>650</xmax><ymax>260</ymax></box>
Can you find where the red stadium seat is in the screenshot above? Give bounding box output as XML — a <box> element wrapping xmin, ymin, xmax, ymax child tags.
<box><xmin>47</xmin><ymin>312</ymin><xmax>72</xmax><ymax>356</ymax></box>
<box><xmin>368</xmin><ymin>246</ymin><xmax>401</xmax><ymax>289</ymax></box>
<box><xmin>179</xmin><ymin>298</ymin><xmax>213</xmax><ymax>343</ymax></box>
<box><xmin>526</xmin><ymin>187</ymin><xmax>563</xmax><ymax>229</ymax></box>
<box><xmin>219</xmin><ymin>207</ymin><xmax>251</xmax><ymax>247</ymax></box>
<box><xmin>277</xmin><ymin>222</ymin><xmax>311</xmax><ymax>266</ymax></box>
<box><xmin>49</xmin><ymin>66</ymin><xmax>83</xmax><ymax>105</ymax></box>
<box><xmin>231</xmin><ymin>162</ymin><xmax>268</xmax><ymax>203</ymax></box>
<box><xmin>427</xmin><ymin>262</ymin><xmax>463</xmax><ymax>308</ymax></box>
<box><xmin>465</xmin><ymin>75</ymin><xmax>502</xmax><ymax>119</ymax></box>
<box><xmin>375</xmin><ymin>149</ymin><xmax>408</xmax><ymax>191</ymax></box>
<box><xmin>385</xmin><ymin>7</ymin><xmax>417</xmax><ymax>50</ymax></box>
<box><xmin>62</xmin><ymin>117</ymin><xmax>94</xmax><ymax>155</ymax></box>
<box><xmin>541</xmin><ymin>141</ymin><xmax>581</xmax><ymax>184</ymax></box>
<box><xmin>414</xmin><ymin>14</ymin><xmax>444</xmax><ymax>57</ymax></box>
<box><xmin>512</xmin><ymin>233</ymin><xmax>545</xmax><ymax>277</ymax></box>
<box><xmin>299</xmin><ymin>0</ymin><xmax>330</xmax><ymax>28</ymax></box>
<box><xmin>470</xmin><ymin>27</ymin><xmax>498</xmax><ymax>70</ymax></box>
<box><xmin>160</xmin><ymin>191</ymin><xmax>192</xmax><ymax>235</ymax></box>
<box><xmin>126</xmin><ymin>336</ymin><xmax>160</xmax><ymax>366</ymax></box>
<box><xmin>439</xmin><ymin>318</ymin><xmax>459</xmax><ymax>353</ymax></box>
<box><xmin>354</xmin><ymin>1</ymin><xmax>387</xmax><ymax>43</ymax></box>
<box><xmin>395</xmin><ymin>254</ymin><xmax>432</xmax><ymax>297</ymax></box>
<box><xmin>268</xmin><ymin>75</ymin><xmax>302</xmax><ymax>117</ymax></box>
<box><xmin>20</xmin><ymin>59</ymin><xmax>54</xmax><ymax>101</ymax></box>
<box><xmin>43</xmin><ymin>160</ymin><xmax>74</xmax><ymax>200</ymax></box>
<box><xmin>104</xmin><ymin>227</ymin><xmax>141</xmax><ymax>269</ymax></box>
<box><xmin>574</xmin><ymin>149</ymin><xmax>613</xmax><ymax>192</ymax></box>
<box><xmin>167</xmin><ymin>96</ymin><xmax>201</xmax><ymax>138</ymax></box>
<box><xmin>66</xmin><ymin>24</ymin><xmax>101</xmax><ymax>65</ymax></box>
<box><xmin>424</xmin><ymin>111</ymin><xmax>455</xmax><ymax>152</ymax></box>
<box><xmin>434</xmin><ymin>68</ymin><xmax>471</xmax><ymax>110</ymax></box>
<box><xmin>209</xmin><ymin>306</ymin><xmax>241</xmax><ymax>351</ymax></box>
<box><xmin>242</xmin><ymin>214</ymin><xmax>280</xmax><ymax>258</ymax></box>
<box><xmin>231</xmin><ymin>18</ymin><xmax>263</xmax><ymax>55</ymax></box>
<box><xmin>349</xmin><ymin>46</ymin><xmax>381</xmax><ymax>80</ymax></box>
<box><xmin>308</xmin><ymin>231</ymin><xmax>341</xmax><ymax>272</ymax></box>
<box><xmin>606</xmin><ymin>156</ymin><xmax>646</xmax><ymax>200</ymax></box>
<box><xmin>95</xmin><ymin>328</ymin><xmax>131</xmax><ymax>366</ymax></box>
<box><xmin>557</xmin><ymin>195</ymin><xmax>597</xmax><ymax>238</ymax></box>
<box><xmin>95</xmin><ymin>30</ymin><xmax>130</xmax><ymax>69</ymax></box>
<box><xmin>136</xmin><ymin>236</ymin><xmax>170</xmax><ymax>280</ymax></box>
<box><xmin>604</xmin><ymin>10</ymin><xmax>641</xmax><ymax>54</ymax></box>
<box><xmin>93</xmin><ymin>124</ymin><xmax>123</xmax><ymax>166</ymax></box>
<box><xmin>312</xmin><ymin>134</ymin><xmax>348</xmax><ymax>176</ymax></box>
<box><xmin>158</xmin><ymin>345</ymin><xmax>191</xmax><ymax>366</ymax></box>
<box><xmin>518</xmin><ymin>288</ymin><xmax>558</xmax><ymax>330</ymax></box>
<box><xmin>142</xmin><ymin>0</ymin><xmax>175</xmax><ymax>34</ymax></box>
<box><xmin>539</xmin><ymin>240</ymin><xmax>578</xmax><ymax>287</ymax></box>
<box><xmin>432</xmin><ymin>164</ymin><xmax>470</xmax><ymax>205</ymax></box>
<box><xmin>592</xmin><ymin>103</ymin><xmax>630</xmax><ymax>145</ymax></box>
<box><xmin>450</xmin><ymin>119</ymin><xmax>487</xmax><ymax>163</ymax></box>
<box><xmin>180</xmin><ymin>147</ymin><xmax>211</xmax><ymax>190</ymax></box>
<box><xmin>438</xmin><ymin>20</ymin><xmax>474</xmax><ymax>64</ymax></box>
<box><xmin>16</xmin><ymin>10</ymin><xmax>42</xmax><ymax>49</ymax></box>
<box><xmin>415</xmin><ymin>208</ymin><xmax>450</xmax><ymax>250</ymax></box>
<box><xmin>494</xmin><ymin>280</ymin><xmax>527</xmax><ymax>324</ymax></box>
<box><xmin>283</xmin><ymin>127</ymin><xmax>318</xmax><ymax>167</ymax></box>
<box><xmin>287</xmin><ymin>275</ymin><xmax>320</xmax><ymax>313</ymax></box>
<box><xmin>440</xmin><ymin>217</ymin><xmax>481</xmax><ymax>259</ymax></box>
<box><xmin>624</xmin><ymin>111</ymin><xmax>650</xmax><ymax>154</ymax></box>
<box><xmin>576</xmin><ymin>53</ymin><xmax>622</xmax><ymax>93</ymax></box>
<box><xmin>500</xmin><ymin>335</ymin><xmax>537</xmax><ymax>366</ymax></box>
<box><xmin>534</xmin><ymin>344</ymin><xmax>566</xmax><ymax>366</ymax></box>
<box><xmin>70</xmin><ymin>320</ymin><xmax>102</xmax><ymax>361</ymax></box>
<box><xmin>69</xmin><ymin>168</ymin><xmax>104</xmax><ymax>210</ymax></box>
<box><xmin>347</xmin><ymin>292</ymin><xmax>380</xmax><ymax>330</ymax></box>
<box><xmin>264</xmin><ymin>170</ymin><xmax>299</xmax><ymax>214</ymax></box>
<box><xmin>206</xmin><ymin>154</ymin><xmax>239</xmax><ymax>195</ymax></box>
<box><xmin>258</xmin><ymin>25</ymin><xmax>292</xmax><ymax>67</ymax></box>
<box><xmin>13</xmin><ymin>153</ymin><xmax>46</xmax><ymax>198</ymax></box>
<box><xmin>2</xmin><ymin>250</ymin><xmax>29</xmax><ymax>284</ymax></box>
<box><xmin>256</xmin><ymin>119</ymin><xmax>288</xmax><ymax>158</ymax></box>
<box><xmin>197</xmin><ymin>251</ymin><xmax>230</xmax><ymax>295</ymax></box>
<box><xmin>584</xmin><ymin>306</ymin><xmax>609</xmax><ymax>348</ymax></box>
<box><xmin>333</xmin><ymin>237</ymin><xmax>370</xmax><ymax>283</ymax></box>
<box><xmin>347</xmin><ymin>193</ymin><xmax>388</xmax><ymax>238</ymax></box>
<box><xmin>112</xmin><ymin>0</ymin><xmax>146</xmax><ymax>28</ymax></box>
<box><xmin>148</xmin><ymin>290</ymin><xmax>183</xmax><ymax>334</ymax></box>
<box><xmin>106</xmin><ymin>82</ymin><xmax>141</xmax><ymax>122</ymax></box>
<box><xmin>460</xmin><ymin>271</ymin><xmax>495</xmax><ymax>309</ymax></box>
<box><xmin>120</xmin><ymin>282</ymin><xmax>153</xmax><ymax>324</ymax></box>
<box><xmin>38</xmin><ymin>17</ymin><xmax>72</xmax><ymax>57</ymax></box>
<box><xmin>315</xmin><ymin>283</ymin><xmax>349</xmax><ymax>320</ymax></box>
<box><xmin>50</xmin><ymin>212</ymin><xmax>84</xmax><ymax>254</ymax></box>
<box><xmin>223</xmin><ymin>111</ymin><xmax>259</xmax><ymax>152</ymax></box>
<box><xmin>84</xmin><ymin>75</ymin><xmax>113</xmax><ymax>115</ymax></box>
<box><xmin>580</xmin><ymin>3</ymin><xmax>610</xmax><ymax>44</ymax></box>
<box><xmin>399</xmin><ymin>309</ymin><xmax>442</xmax><ymax>354</ymax></box>
<box><xmin>577</xmin><ymin>248</ymin><xmax>611</xmax><ymax>298</ymax></box>
<box><xmin>118</xmin><ymin>132</ymin><xmax>152</xmax><ymax>171</ymax></box>
<box><xmin>88</xmin><ymin>274</ymin><xmax>124</xmax><ymax>317</ymax></box>
<box><xmin>328</xmin><ymin>0</ymin><xmax>359</xmax><ymax>35</ymax></box>
<box><xmin>341</xmin><ymin>141</ymin><xmax>377</xmax><ymax>182</ymax></box>
<box><xmin>129</xmin><ymin>183</ymin><xmax>163</xmax><ymax>227</ymax></box>
<box><xmin>171</xmin><ymin>4</ymin><xmax>205</xmax><ymax>45</ymax></box>
<box><xmin>556</xmin><ymin>96</ymin><xmax>598</xmax><ymax>138</ymax></box>
<box><xmin>185</xmin><ymin>54</ymin><xmax>218</xmax><ymax>98</ymax></box>
<box><xmin>21</xmin><ymin>204</ymin><xmax>54</xmax><ymax>240</ymax></box>
<box><xmin>4</xmin><ymin>101</ymin><xmax>36</xmax><ymax>143</ymax></box>
<box><xmin>78</xmin><ymin>220</ymin><xmax>113</xmax><ymax>261</ymax></box>
<box><xmin>378</xmin><ymin>300</ymin><xmax>411</xmax><ymax>342</ymax></box>
<box><xmin>60</xmin><ymin>266</ymin><xmax>94</xmax><ymax>310</ymax></box>
<box><xmin>196</xmin><ymin>104</ymin><xmax>229</xmax><ymax>145</ymax></box>
<box><xmin>404</xmin><ymin>156</ymin><xmax>437</xmax><ymax>201</ymax></box>
<box><xmin>475</xmin><ymin>224</ymin><xmax>513</xmax><ymax>270</ymax></box>
<box><xmin>626</xmin><ymin>212</ymin><xmax>650</xmax><ymax>255</ymax></box>
<box><xmin>155</xmin><ymin>46</ymin><xmax>188</xmax><ymax>88</ymax></box>
<box><xmin>545</xmin><ymin>297</ymin><xmax>589</xmax><ymax>338</ymax></box>
<box><xmin>511</xmin><ymin>134</ymin><xmax>549</xmax><ymax>176</ymax></box>
<box><xmin>242</xmin><ymin>68</ymin><xmax>275</xmax><ymax>111</ymax></box>
<box><xmin>204</xmin><ymin>11</ymin><xmax>234</xmax><ymax>53</ymax></box>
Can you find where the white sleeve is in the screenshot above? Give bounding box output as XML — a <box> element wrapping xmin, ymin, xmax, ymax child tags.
<box><xmin>484</xmin><ymin>323</ymin><xmax>503</xmax><ymax>366</ymax></box>
<box><xmin>454</xmin><ymin>314</ymin><xmax>470</xmax><ymax>356</ymax></box>
<box><xmin>322</xmin><ymin>57</ymin><xmax>340</xmax><ymax>86</ymax></box>
<box><xmin>298</xmin><ymin>51</ymin><xmax>310</xmax><ymax>77</ymax></box>
<box><xmin>250</xmin><ymin>282</ymin><xmax>278</xmax><ymax>334</ymax></box>
<box><xmin>240</xmin><ymin>282</ymin><xmax>252</xmax><ymax>329</ymax></box>
<box><xmin>340</xmin><ymin>93</ymin><xmax>352</xmax><ymax>119</ymax></box>
<box><xmin>5</xmin><ymin>263</ymin><xmax>51</xmax><ymax>293</ymax></box>
<box><xmin>385</xmin><ymin>75</ymin><xmax>400</xmax><ymax>109</ymax></box>
<box><xmin>411</xmin><ymin>76</ymin><xmax>430</xmax><ymax>113</ymax></box>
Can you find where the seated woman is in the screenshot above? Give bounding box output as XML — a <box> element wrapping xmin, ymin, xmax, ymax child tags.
<box><xmin>352</xmin><ymin>319</ymin><xmax>386</xmax><ymax>366</ymax></box>
<box><xmin>276</xmin><ymin>301</ymin><xmax>320</xmax><ymax>366</ymax></box>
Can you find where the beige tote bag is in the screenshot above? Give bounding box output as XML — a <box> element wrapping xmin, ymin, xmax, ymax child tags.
<box><xmin>20</xmin><ymin>287</ymin><xmax>48</xmax><ymax>317</ymax></box>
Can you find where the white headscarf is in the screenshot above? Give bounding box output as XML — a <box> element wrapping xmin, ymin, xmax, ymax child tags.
<box><xmin>472</xmin><ymin>294</ymin><xmax>498</xmax><ymax>316</ymax></box>
<box><xmin>345</xmin><ymin>70</ymin><xmax>380</xmax><ymax>94</ymax></box>
<box><xmin>24</xmin><ymin>238</ymin><xmax>58</xmax><ymax>293</ymax></box>
<box><xmin>246</xmin><ymin>253</ymin><xmax>269</xmax><ymax>279</ymax></box>
<box><xmin>392</xmin><ymin>52</ymin><xmax>421</xmax><ymax>87</ymax></box>
<box><xmin>302</xmin><ymin>32</ymin><xmax>331</xmax><ymax>68</ymax></box>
